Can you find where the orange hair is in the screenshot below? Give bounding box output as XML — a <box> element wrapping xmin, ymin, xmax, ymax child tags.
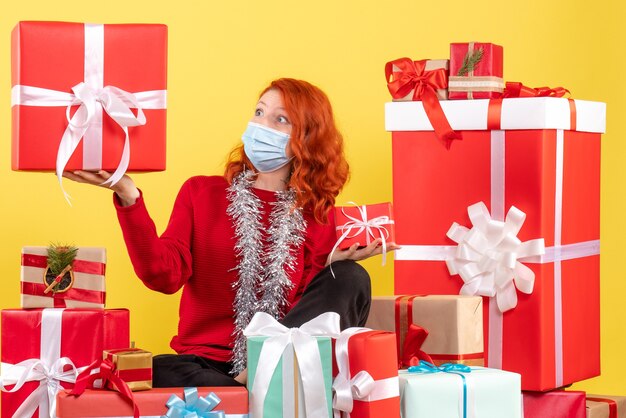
<box><xmin>224</xmin><ymin>78</ymin><xmax>350</xmax><ymax>224</ymax></box>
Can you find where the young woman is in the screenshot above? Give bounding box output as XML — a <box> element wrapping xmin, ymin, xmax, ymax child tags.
<box><xmin>64</xmin><ymin>78</ymin><xmax>397</xmax><ymax>386</ymax></box>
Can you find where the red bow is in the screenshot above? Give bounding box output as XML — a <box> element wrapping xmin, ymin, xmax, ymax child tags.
<box><xmin>503</xmin><ymin>82</ymin><xmax>570</xmax><ymax>98</ymax></box>
<box><xmin>400</xmin><ymin>324</ymin><xmax>434</xmax><ymax>368</ymax></box>
<box><xmin>386</xmin><ymin>58</ymin><xmax>462</xmax><ymax>148</ymax></box>
<box><xmin>70</xmin><ymin>359</ymin><xmax>140</xmax><ymax>418</ymax></box>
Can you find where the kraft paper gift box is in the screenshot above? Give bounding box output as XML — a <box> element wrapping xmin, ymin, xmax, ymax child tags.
<box><xmin>386</xmin><ymin>97</ymin><xmax>605</xmax><ymax>390</ymax></box>
<box><xmin>0</xmin><ymin>308</ymin><xmax>130</xmax><ymax>418</ymax></box>
<box><xmin>332</xmin><ymin>328</ymin><xmax>400</xmax><ymax>418</ymax></box>
<box><xmin>334</xmin><ymin>203</ymin><xmax>395</xmax><ymax>250</ymax></box>
<box><xmin>587</xmin><ymin>394</ymin><xmax>626</xmax><ymax>418</ymax></box>
<box><xmin>365</xmin><ymin>295</ymin><xmax>483</xmax><ymax>367</ymax></box>
<box><xmin>21</xmin><ymin>246</ymin><xmax>106</xmax><ymax>309</ymax></box>
<box><xmin>448</xmin><ymin>42</ymin><xmax>504</xmax><ymax>99</ymax></box>
<box><xmin>245</xmin><ymin>312</ymin><xmax>338</xmax><ymax>418</ymax></box>
<box><xmin>398</xmin><ymin>365</ymin><xmax>521</xmax><ymax>418</ymax></box>
<box><xmin>103</xmin><ymin>348</ymin><xmax>153</xmax><ymax>392</ymax></box>
<box><xmin>386</xmin><ymin>58</ymin><xmax>449</xmax><ymax>100</ymax></box>
<box><xmin>522</xmin><ymin>390</ymin><xmax>586</xmax><ymax>418</ymax></box>
<box><xmin>11</xmin><ymin>21</ymin><xmax>167</xmax><ymax>179</ymax></box>
<box><xmin>56</xmin><ymin>387</ymin><xmax>249</xmax><ymax>417</ymax></box>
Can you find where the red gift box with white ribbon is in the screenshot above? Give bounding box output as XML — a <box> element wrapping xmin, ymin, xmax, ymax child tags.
<box><xmin>386</xmin><ymin>95</ymin><xmax>605</xmax><ymax>390</ymax></box>
<box><xmin>11</xmin><ymin>21</ymin><xmax>167</xmax><ymax>189</ymax></box>
<box><xmin>0</xmin><ymin>308</ymin><xmax>129</xmax><ymax>417</ymax></box>
<box><xmin>20</xmin><ymin>246</ymin><xmax>107</xmax><ymax>309</ymax></box>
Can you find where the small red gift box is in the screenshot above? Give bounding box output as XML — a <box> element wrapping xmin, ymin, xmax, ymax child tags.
<box><xmin>56</xmin><ymin>387</ymin><xmax>249</xmax><ymax>417</ymax></box>
<box><xmin>334</xmin><ymin>203</ymin><xmax>395</xmax><ymax>250</ymax></box>
<box><xmin>333</xmin><ymin>329</ymin><xmax>400</xmax><ymax>418</ymax></box>
<box><xmin>11</xmin><ymin>21</ymin><xmax>167</xmax><ymax>179</ymax></box>
<box><xmin>448</xmin><ymin>42</ymin><xmax>504</xmax><ymax>99</ymax></box>
<box><xmin>21</xmin><ymin>246</ymin><xmax>107</xmax><ymax>308</ymax></box>
<box><xmin>103</xmin><ymin>348</ymin><xmax>153</xmax><ymax>391</ymax></box>
<box><xmin>523</xmin><ymin>390</ymin><xmax>586</xmax><ymax>418</ymax></box>
<box><xmin>386</xmin><ymin>97</ymin><xmax>605</xmax><ymax>391</ymax></box>
<box><xmin>0</xmin><ymin>308</ymin><xmax>129</xmax><ymax>418</ymax></box>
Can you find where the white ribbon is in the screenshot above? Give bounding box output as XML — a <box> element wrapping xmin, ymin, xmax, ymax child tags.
<box><xmin>0</xmin><ymin>308</ymin><xmax>83</xmax><ymax>418</ymax></box>
<box><xmin>445</xmin><ymin>202</ymin><xmax>546</xmax><ymax>313</ymax></box>
<box><xmin>332</xmin><ymin>328</ymin><xmax>399</xmax><ymax>418</ymax></box>
<box><xmin>243</xmin><ymin>312</ymin><xmax>341</xmax><ymax>418</ymax></box>
<box><xmin>329</xmin><ymin>203</ymin><xmax>394</xmax><ymax>277</ymax></box>
<box><xmin>11</xmin><ymin>23</ymin><xmax>167</xmax><ymax>203</ymax></box>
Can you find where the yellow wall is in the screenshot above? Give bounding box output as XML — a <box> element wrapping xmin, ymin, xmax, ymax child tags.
<box><xmin>0</xmin><ymin>0</ymin><xmax>624</xmax><ymax>393</ymax></box>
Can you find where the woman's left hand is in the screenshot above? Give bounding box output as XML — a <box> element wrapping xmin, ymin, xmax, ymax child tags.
<box><xmin>326</xmin><ymin>239</ymin><xmax>401</xmax><ymax>266</ymax></box>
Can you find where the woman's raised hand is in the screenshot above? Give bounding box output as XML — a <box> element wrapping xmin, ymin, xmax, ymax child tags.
<box><xmin>62</xmin><ymin>170</ymin><xmax>140</xmax><ymax>207</ymax></box>
<box><xmin>326</xmin><ymin>238</ymin><xmax>401</xmax><ymax>265</ymax></box>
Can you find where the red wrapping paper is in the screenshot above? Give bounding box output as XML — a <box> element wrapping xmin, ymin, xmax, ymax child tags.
<box><xmin>523</xmin><ymin>390</ymin><xmax>586</xmax><ymax>418</ymax></box>
<box><xmin>333</xmin><ymin>330</ymin><xmax>400</xmax><ymax>418</ymax></box>
<box><xmin>11</xmin><ymin>21</ymin><xmax>167</xmax><ymax>172</ymax></box>
<box><xmin>334</xmin><ymin>203</ymin><xmax>395</xmax><ymax>249</ymax></box>
<box><xmin>391</xmin><ymin>127</ymin><xmax>601</xmax><ymax>390</ymax></box>
<box><xmin>448</xmin><ymin>42</ymin><xmax>503</xmax><ymax>99</ymax></box>
<box><xmin>1</xmin><ymin>308</ymin><xmax>130</xmax><ymax>417</ymax></box>
<box><xmin>56</xmin><ymin>387</ymin><xmax>249</xmax><ymax>417</ymax></box>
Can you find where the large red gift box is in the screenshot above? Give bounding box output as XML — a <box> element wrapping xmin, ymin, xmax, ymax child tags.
<box><xmin>386</xmin><ymin>97</ymin><xmax>605</xmax><ymax>391</ymax></box>
<box><xmin>56</xmin><ymin>387</ymin><xmax>249</xmax><ymax>417</ymax></box>
<box><xmin>522</xmin><ymin>390</ymin><xmax>586</xmax><ymax>418</ymax></box>
<box><xmin>333</xmin><ymin>329</ymin><xmax>400</xmax><ymax>418</ymax></box>
<box><xmin>0</xmin><ymin>308</ymin><xmax>129</xmax><ymax>417</ymax></box>
<box><xmin>11</xmin><ymin>21</ymin><xmax>167</xmax><ymax>175</ymax></box>
<box><xmin>448</xmin><ymin>42</ymin><xmax>504</xmax><ymax>99</ymax></box>
<box><xmin>334</xmin><ymin>203</ymin><xmax>395</xmax><ymax>249</ymax></box>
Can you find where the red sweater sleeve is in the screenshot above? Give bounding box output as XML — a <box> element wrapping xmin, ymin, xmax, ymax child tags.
<box><xmin>114</xmin><ymin>181</ymin><xmax>194</xmax><ymax>294</ymax></box>
<box><xmin>301</xmin><ymin>209</ymin><xmax>338</xmax><ymax>288</ymax></box>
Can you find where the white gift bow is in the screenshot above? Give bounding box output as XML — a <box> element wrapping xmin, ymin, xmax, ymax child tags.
<box><xmin>0</xmin><ymin>358</ymin><xmax>81</xmax><ymax>418</ymax></box>
<box><xmin>329</xmin><ymin>203</ymin><xmax>394</xmax><ymax>277</ymax></box>
<box><xmin>332</xmin><ymin>328</ymin><xmax>399</xmax><ymax>418</ymax></box>
<box><xmin>445</xmin><ymin>202</ymin><xmax>545</xmax><ymax>312</ymax></box>
<box><xmin>243</xmin><ymin>312</ymin><xmax>341</xmax><ymax>418</ymax></box>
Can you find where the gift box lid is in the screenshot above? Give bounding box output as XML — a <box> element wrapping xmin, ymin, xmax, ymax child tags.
<box><xmin>385</xmin><ymin>98</ymin><xmax>606</xmax><ymax>133</ymax></box>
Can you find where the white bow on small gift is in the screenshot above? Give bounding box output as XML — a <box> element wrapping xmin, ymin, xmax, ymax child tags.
<box><xmin>445</xmin><ymin>202</ymin><xmax>545</xmax><ymax>312</ymax></box>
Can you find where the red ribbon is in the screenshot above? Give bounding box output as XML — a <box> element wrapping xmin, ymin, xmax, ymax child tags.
<box><xmin>587</xmin><ymin>397</ymin><xmax>618</xmax><ymax>418</ymax></box>
<box><xmin>20</xmin><ymin>282</ymin><xmax>106</xmax><ymax>305</ymax></box>
<box><xmin>386</xmin><ymin>58</ymin><xmax>462</xmax><ymax>148</ymax></box>
<box><xmin>488</xmin><ymin>82</ymin><xmax>577</xmax><ymax>131</ymax></box>
<box><xmin>22</xmin><ymin>253</ymin><xmax>106</xmax><ymax>275</ymax></box>
<box><xmin>70</xmin><ymin>359</ymin><xmax>140</xmax><ymax>418</ymax></box>
<box><xmin>401</xmin><ymin>324</ymin><xmax>434</xmax><ymax>367</ymax></box>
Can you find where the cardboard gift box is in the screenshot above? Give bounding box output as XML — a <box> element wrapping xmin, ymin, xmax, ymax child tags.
<box><xmin>0</xmin><ymin>308</ymin><xmax>130</xmax><ymax>417</ymax></box>
<box><xmin>587</xmin><ymin>395</ymin><xmax>626</xmax><ymax>418</ymax></box>
<box><xmin>386</xmin><ymin>97</ymin><xmax>605</xmax><ymax>390</ymax></box>
<box><xmin>21</xmin><ymin>246</ymin><xmax>106</xmax><ymax>308</ymax></box>
<box><xmin>11</xmin><ymin>21</ymin><xmax>167</xmax><ymax>178</ymax></box>
<box><xmin>448</xmin><ymin>42</ymin><xmax>504</xmax><ymax>99</ymax></box>
<box><xmin>334</xmin><ymin>202</ymin><xmax>395</xmax><ymax>250</ymax></box>
<box><xmin>523</xmin><ymin>390</ymin><xmax>586</xmax><ymax>418</ymax></box>
<box><xmin>365</xmin><ymin>295</ymin><xmax>483</xmax><ymax>367</ymax></box>
<box><xmin>386</xmin><ymin>58</ymin><xmax>449</xmax><ymax>100</ymax></box>
<box><xmin>332</xmin><ymin>328</ymin><xmax>400</xmax><ymax>418</ymax></box>
<box><xmin>399</xmin><ymin>365</ymin><xmax>521</xmax><ymax>418</ymax></box>
<box><xmin>245</xmin><ymin>312</ymin><xmax>338</xmax><ymax>418</ymax></box>
<box><xmin>103</xmin><ymin>348</ymin><xmax>153</xmax><ymax>392</ymax></box>
<box><xmin>56</xmin><ymin>387</ymin><xmax>249</xmax><ymax>417</ymax></box>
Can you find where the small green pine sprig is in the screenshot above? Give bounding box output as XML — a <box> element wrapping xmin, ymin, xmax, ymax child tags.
<box><xmin>46</xmin><ymin>243</ymin><xmax>78</xmax><ymax>276</ymax></box>
<box><xmin>457</xmin><ymin>47</ymin><xmax>484</xmax><ymax>76</ymax></box>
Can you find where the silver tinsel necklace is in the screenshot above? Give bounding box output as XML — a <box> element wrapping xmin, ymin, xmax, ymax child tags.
<box><xmin>226</xmin><ymin>170</ymin><xmax>306</xmax><ymax>375</ymax></box>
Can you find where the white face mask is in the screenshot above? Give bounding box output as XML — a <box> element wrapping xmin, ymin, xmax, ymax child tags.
<box><xmin>241</xmin><ymin>122</ymin><xmax>292</xmax><ymax>173</ymax></box>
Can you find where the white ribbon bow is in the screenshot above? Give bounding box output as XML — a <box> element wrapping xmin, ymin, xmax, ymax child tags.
<box><xmin>445</xmin><ymin>202</ymin><xmax>545</xmax><ymax>312</ymax></box>
<box><xmin>0</xmin><ymin>357</ymin><xmax>81</xmax><ymax>418</ymax></box>
<box><xmin>332</xmin><ymin>328</ymin><xmax>399</xmax><ymax>418</ymax></box>
<box><xmin>243</xmin><ymin>312</ymin><xmax>341</xmax><ymax>418</ymax></box>
<box><xmin>329</xmin><ymin>203</ymin><xmax>394</xmax><ymax>277</ymax></box>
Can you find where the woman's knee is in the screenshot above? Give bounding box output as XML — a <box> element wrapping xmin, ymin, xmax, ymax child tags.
<box><xmin>328</xmin><ymin>260</ymin><xmax>371</xmax><ymax>297</ymax></box>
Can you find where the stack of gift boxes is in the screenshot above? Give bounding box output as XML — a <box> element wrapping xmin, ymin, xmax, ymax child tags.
<box><xmin>4</xmin><ymin>19</ymin><xmax>625</xmax><ymax>418</ymax></box>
